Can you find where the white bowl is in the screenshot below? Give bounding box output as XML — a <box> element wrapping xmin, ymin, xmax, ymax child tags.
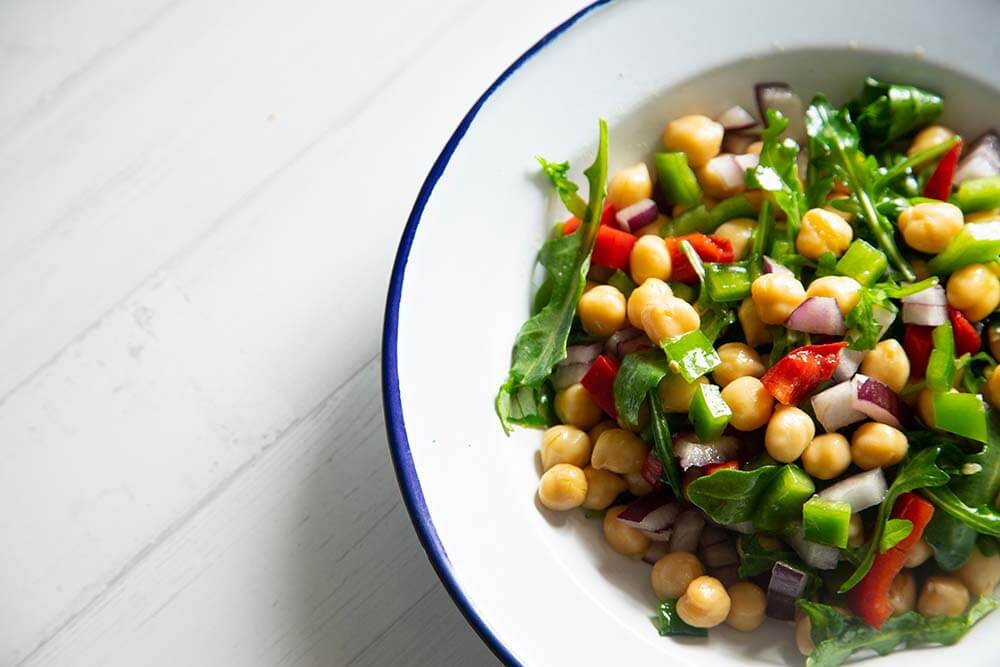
<box><xmin>382</xmin><ymin>1</ymin><xmax>1000</xmax><ymax>664</ymax></box>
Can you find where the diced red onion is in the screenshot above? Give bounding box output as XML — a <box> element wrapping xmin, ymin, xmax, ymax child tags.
<box><xmin>565</xmin><ymin>343</ymin><xmax>603</xmax><ymax>365</ymax></box>
<box><xmin>718</xmin><ymin>105</ymin><xmax>758</xmax><ymax>132</ymax></box>
<box><xmin>733</xmin><ymin>153</ymin><xmax>760</xmax><ymax>171</ymax></box>
<box><xmin>640</xmin><ymin>450</ymin><xmax>664</xmax><ymax>491</ymax></box>
<box><xmin>902</xmin><ymin>285</ymin><xmax>947</xmax><ymax>326</ymax></box>
<box><xmin>703</xmin><ymin>541</ymin><xmax>739</xmax><ymax>568</ymax></box>
<box><xmin>832</xmin><ymin>348</ymin><xmax>866</xmax><ymax>382</ymax></box>
<box><xmin>706</xmin><ymin>154</ymin><xmax>746</xmax><ymax>192</ymax></box>
<box><xmin>766</xmin><ymin>561</ymin><xmax>809</xmax><ymax>620</ymax></box>
<box><xmin>605</xmin><ymin>327</ymin><xmax>652</xmax><ymax>359</ymax></box>
<box><xmin>722</xmin><ymin>133</ymin><xmax>757</xmax><ymax>155</ymax></box>
<box><xmin>669</xmin><ymin>510</ymin><xmax>705</xmax><ymax>553</ymax></box>
<box><xmin>550</xmin><ymin>363</ymin><xmax>589</xmax><ymax>391</ymax></box>
<box><xmin>711</xmin><ymin>565</ymin><xmax>740</xmax><ymax>588</ymax></box>
<box><xmin>811</xmin><ymin>379</ymin><xmax>866</xmax><ymax>432</ymax></box>
<box><xmin>673</xmin><ymin>434</ymin><xmax>740</xmax><ymax>470</ymax></box>
<box><xmin>954</xmin><ymin>130</ymin><xmax>1000</xmax><ymax>186</ymax></box>
<box><xmin>700</xmin><ymin>524</ymin><xmax>730</xmax><ymax>548</ymax></box>
<box><xmin>787</xmin><ymin>525</ymin><xmax>839</xmax><ymax>570</ymax></box>
<box><xmin>617</xmin><ymin>493</ymin><xmax>680</xmax><ymax>532</ymax></box>
<box><xmin>851</xmin><ymin>374</ymin><xmax>904</xmax><ymax>428</ymax></box>
<box><xmin>615</xmin><ymin>198</ymin><xmax>659</xmax><ymax>233</ymax></box>
<box><xmin>755</xmin><ymin>82</ymin><xmax>806</xmax><ymax>144</ymax></box>
<box><xmin>873</xmin><ymin>305</ymin><xmax>896</xmax><ymax>339</ymax></box>
<box><xmin>643</xmin><ymin>540</ymin><xmax>671</xmax><ymax>565</ymax></box>
<box><xmin>785</xmin><ymin>296</ymin><xmax>846</xmax><ymax>336</ymax></box>
<box><xmin>641</xmin><ymin>527</ymin><xmax>674</xmax><ymax>542</ymax></box>
<box><xmin>820</xmin><ymin>468</ymin><xmax>887</xmax><ymax>512</ymax></box>
<box><xmin>762</xmin><ymin>255</ymin><xmax>793</xmax><ymax>276</ymax></box>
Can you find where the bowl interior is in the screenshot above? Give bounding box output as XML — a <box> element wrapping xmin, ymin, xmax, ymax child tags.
<box><xmin>387</xmin><ymin>1</ymin><xmax>1000</xmax><ymax>665</ymax></box>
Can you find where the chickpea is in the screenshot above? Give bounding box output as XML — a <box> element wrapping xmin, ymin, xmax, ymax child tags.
<box><xmin>986</xmin><ymin>365</ymin><xmax>1000</xmax><ymax>410</ymax></box>
<box><xmin>603</xmin><ymin>505</ymin><xmax>651</xmax><ymax>558</ymax></box>
<box><xmin>592</xmin><ymin>428</ymin><xmax>649</xmax><ymax>475</ymax></box>
<box><xmin>658</xmin><ymin>373</ymin><xmax>708</xmax><ymax>413</ymax></box>
<box><xmin>589</xmin><ymin>420</ymin><xmax>617</xmax><ymax>443</ymax></box>
<box><xmin>713</xmin><ymin>218</ymin><xmax>755</xmax><ymax>260</ymax></box>
<box><xmin>697</xmin><ymin>155</ymin><xmax>746</xmax><ymax>200</ymax></box>
<box><xmin>917</xmin><ymin>576</ymin><xmax>969</xmax><ymax>618</ymax></box>
<box><xmin>751</xmin><ymin>273</ymin><xmax>807</xmax><ymax>325</ymax></box>
<box><xmin>738</xmin><ymin>297</ymin><xmax>772</xmax><ymax>347</ymax></box>
<box><xmin>795</xmin><ymin>612</ymin><xmax>814</xmax><ymax>656</ymax></box>
<box><xmin>806</xmin><ymin>276</ymin><xmax>862</xmax><ymax>316</ymax></box>
<box><xmin>947</xmin><ymin>263</ymin><xmax>1000</xmax><ymax>321</ymax></box>
<box><xmin>851</xmin><ymin>422</ymin><xmax>908</xmax><ymax>470</ymax></box>
<box><xmin>577</xmin><ymin>284</ymin><xmax>627</xmax><ymax>337</ymax></box>
<box><xmin>582</xmin><ymin>466</ymin><xmax>627</xmax><ymax>510</ymax></box>
<box><xmin>607</xmin><ymin>162</ymin><xmax>653</xmax><ymax>210</ymax></box>
<box><xmin>713</xmin><ymin>342</ymin><xmax>766</xmax><ymax>388</ymax></box>
<box><xmin>860</xmin><ymin>339</ymin><xmax>910</xmax><ymax>393</ymax></box>
<box><xmin>765</xmin><ymin>406</ymin><xmax>816</xmax><ymax>463</ymax></box>
<box><xmin>905</xmin><ymin>538</ymin><xmax>933</xmax><ymax>568</ymax></box>
<box><xmin>629</xmin><ymin>235</ymin><xmax>672</xmax><ymax>285</ymax></box>
<box><xmin>537</xmin><ymin>464</ymin><xmax>588</xmax><ymax>511</ymax></box>
<box><xmin>720</xmin><ymin>376</ymin><xmax>774</xmax><ymax>431</ymax></box>
<box><xmin>898</xmin><ymin>202</ymin><xmax>964</xmax><ymax>254</ymax></box>
<box><xmin>625</xmin><ymin>471</ymin><xmax>654</xmax><ymax>496</ymax></box>
<box><xmin>907</xmin><ymin>125</ymin><xmax>956</xmax><ymax>161</ymax></box>
<box><xmin>746</xmin><ymin>141</ymin><xmax>763</xmax><ymax>155</ymax></box>
<box><xmin>662</xmin><ymin>114</ymin><xmax>724</xmax><ymax>168</ymax></box>
<box><xmin>802</xmin><ymin>433</ymin><xmax>852</xmax><ymax>480</ymax></box>
<box><xmin>554</xmin><ymin>383</ymin><xmax>603</xmax><ymax>430</ymax></box>
<box><xmin>889</xmin><ymin>572</ymin><xmax>917</xmax><ymax>616</ymax></box>
<box><xmin>990</xmin><ymin>323</ymin><xmax>1000</xmax><ymax>361</ymax></box>
<box><xmin>796</xmin><ymin>208</ymin><xmax>854</xmax><ymax>260</ymax></box>
<box><xmin>848</xmin><ymin>514</ymin><xmax>865</xmax><ymax>548</ymax></box>
<box><xmin>677</xmin><ymin>576</ymin><xmax>731</xmax><ymax>628</ymax></box>
<box><xmin>641</xmin><ymin>296</ymin><xmax>701</xmax><ymax>343</ymax></box>
<box><xmin>651</xmin><ymin>552</ymin><xmax>705</xmax><ymax>599</ymax></box>
<box><xmin>726</xmin><ymin>582</ymin><xmax>767</xmax><ymax>632</ymax></box>
<box><xmin>956</xmin><ymin>546</ymin><xmax>1000</xmax><ymax>595</ymax></box>
<box><xmin>540</xmin><ymin>425</ymin><xmax>592</xmax><ymax>471</ymax></box>
<box><xmin>627</xmin><ymin>278</ymin><xmax>672</xmax><ymax>329</ymax></box>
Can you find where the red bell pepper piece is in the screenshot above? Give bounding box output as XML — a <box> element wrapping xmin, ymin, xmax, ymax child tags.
<box><xmin>562</xmin><ymin>217</ymin><xmax>637</xmax><ymax>271</ymax></box>
<box><xmin>761</xmin><ymin>342</ymin><xmax>847</xmax><ymax>405</ymax></box>
<box><xmin>664</xmin><ymin>233</ymin><xmax>735</xmax><ymax>284</ymax></box>
<box><xmin>903</xmin><ymin>324</ymin><xmax>934</xmax><ymax>379</ymax></box>
<box><xmin>948</xmin><ymin>306</ymin><xmax>983</xmax><ymax>356</ymax></box>
<box><xmin>848</xmin><ymin>493</ymin><xmax>935</xmax><ymax>628</ymax></box>
<box><xmin>580</xmin><ymin>354</ymin><xmax>620</xmax><ymax>418</ymax></box>
<box><xmin>704</xmin><ymin>459</ymin><xmax>740</xmax><ymax>475</ymax></box>
<box><xmin>923</xmin><ymin>140</ymin><xmax>963</xmax><ymax>201</ymax></box>
<box><xmin>600</xmin><ymin>203</ymin><xmax>617</xmax><ymax>227</ymax></box>
<box><xmin>640</xmin><ymin>450</ymin><xmax>664</xmax><ymax>492</ymax></box>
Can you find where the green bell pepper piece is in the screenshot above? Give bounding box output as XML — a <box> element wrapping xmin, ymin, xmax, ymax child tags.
<box><xmin>689</xmin><ymin>383</ymin><xmax>732</xmax><ymax>442</ymax></box>
<box><xmin>655</xmin><ymin>152</ymin><xmax>703</xmax><ymax>207</ymax></box>
<box><xmin>928</xmin><ymin>221</ymin><xmax>1000</xmax><ymax>275</ymax></box>
<box><xmin>668</xmin><ymin>282</ymin><xmax>697</xmax><ymax>303</ymax></box>
<box><xmin>662</xmin><ymin>330</ymin><xmax>721</xmax><ymax>383</ymax></box>
<box><xmin>607</xmin><ymin>270</ymin><xmax>636</xmax><ymax>298</ymax></box>
<box><xmin>769</xmin><ymin>238</ymin><xmax>793</xmax><ymax>260</ymax></box>
<box><xmin>704</xmin><ymin>262</ymin><xmax>751</xmax><ymax>303</ymax></box>
<box><xmin>933</xmin><ymin>391</ymin><xmax>988</xmax><ymax>443</ymax></box>
<box><xmin>666</xmin><ymin>205</ymin><xmax>713</xmax><ymax>236</ymax></box>
<box><xmin>753</xmin><ymin>464</ymin><xmax>815</xmax><ymax>533</ymax></box>
<box><xmin>953</xmin><ymin>176</ymin><xmax>1000</xmax><ymax>213</ymax></box>
<box><xmin>926</xmin><ymin>322</ymin><xmax>956</xmax><ymax>392</ymax></box>
<box><xmin>803</xmin><ymin>496</ymin><xmax>852</xmax><ymax>548</ymax></box>
<box><xmin>710</xmin><ymin>195</ymin><xmax>756</xmax><ymax>225</ymax></box>
<box><xmin>835</xmin><ymin>239</ymin><xmax>888</xmax><ymax>286</ymax></box>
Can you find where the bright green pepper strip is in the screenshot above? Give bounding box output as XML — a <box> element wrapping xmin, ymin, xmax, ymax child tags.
<box><xmin>662</xmin><ymin>330</ymin><xmax>721</xmax><ymax>383</ymax></box>
<box><xmin>668</xmin><ymin>281</ymin><xmax>697</xmax><ymax>303</ymax></box>
<box><xmin>928</xmin><ymin>221</ymin><xmax>1000</xmax><ymax>275</ymax></box>
<box><xmin>689</xmin><ymin>383</ymin><xmax>732</xmax><ymax>442</ymax></box>
<box><xmin>769</xmin><ymin>238</ymin><xmax>793</xmax><ymax>260</ymax></box>
<box><xmin>667</xmin><ymin>205</ymin><xmax>714</xmax><ymax>236</ymax></box>
<box><xmin>835</xmin><ymin>239</ymin><xmax>888</xmax><ymax>286</ymax></box>
<box><xmin>748</xmin><ymin>200</ymin><xmax>774</xmax><ymax>281</ymax></box>
<box><xmin>753</xmin><ymin>464</ymin><xmax>815</xmax><ymax>533</ymax></box>
<box><xmin>607</xmin><ymin>270</ymin><xmax>636</xmax><ymax>298</ymax></box>
<box><xmin>803</xmin><ymin>496</ymin><xmax>851</xmax><ymax>548</ymax></box>
<box><xmin>710</xmin><ymin>195</ymin><xmax>756</xmax><ymax>226</ymax></box>
<box><xmin>933</xmin><ymin>391</ymin><xmax>988</xmax><ymax>443</ymax></box>
<box><xmin>704</xmin><ymin>262</ymin><xmax>751</xmax><ymax>303</ymax></box>
<box><xmin>655</xmin><ymin>152</ymin><xmax>703</xmax><ymax>207</ymax></box>
<box><xmin>953</xmin><ymin>176</ymin><xmax>1000</xmax><ymax>213</ymax></box>
<box><xmin>926</xmin><ymin>322</ymin><xmax>956</xmax><ymax>392</ymax></box>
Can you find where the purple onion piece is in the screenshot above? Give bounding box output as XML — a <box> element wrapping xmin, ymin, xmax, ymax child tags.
<box><xmin>786</xmin><ymin>525</ymin><xmax>840</xmax><ymax>570</ymax></box>
<box><xmin>616</xmin><ymin>493</ymin><xmax>680</xmax><ymax>532</ymax></box>
<box><xmin>641</xmin><ymin>527</ymin><xmax>674</xmax><ymax>542</ymax></box>
<box><xmin>733</xmin><ymin>152</ymin><xmax>760</xmax><ymax>171</ymax></box>
<box><xmin>722</xmin><ymin>133</ymin><xmax>757</xmax><ymax>155</ymax></box>
<box><xmin>954</xmin><ymin>130</ymin><xmax>1000</xmax><ymax>185</ymax></box>
<box><xmin>673</xmin><ymin>434</ymin><xmax>739</xmax><ymax>470</ymax></box>
<box><xmin>717</xmin><ymin>104</ymin><xmax>758</xmax><ymax>132</ymax></box>
<box><xmin>873</xmin><ymin>305</ymin><xmax>897</xmax><ymax>339</ymax></box>
<box><xmin>785</xmin><ymin>296</ymin><xmax>846</xmax><ymax>336</ymax></box>
<box><xmin>819</xmin><ymin>468</ymin><xmax>887</xmax><ymax>512</ymax></box>
<box><xmin>762</xmin><ymin>255</ymin><xmax>793</xmax><ymax>276</ymax></box>
<box><xmin>832</xmin><ymin>348</ymin><xmax>866</xmax><ymax>382</ymax></box>
<box><xmin>902</xmin><ymin>284</ymin><xmax>946</xmax><ymax>307</ymax></box>
<box><xmin>605</xmin><ymin>327</ymin><xmax>653</xmax><ymax>359</ymax></box>
<box><xmin>902</xmin><ymin>302</ymin><xmax>948</xmax><ymax>326</ymax></box>
<box><xmin>615</xmin><ymin>198</ymin><xmax>659</xmax><ymax>233</ymax></box>
<box><xmin>755</xmin><ymin>82</ymin><xmax>806</xmax><ymax>144</ymax></box>
<box><xmin>851</xmin><ymin>374</ymin><xmax>904</xmax><ymax>428</ymax></box>
<box><xmin>766</xmin><ymin>561</ymin><xmax>809</xmax><ymax>620</ymax></box>
<box><xmin>706</xmin><ymin>154</ymin><xmax>746</xmax><ymax>192</ymax></box>
<box><xmin>550</xmin><ymin>362</ymin><xmax>589</xmax><ymax>391</ymax></box>
<box><xmin>565</xmin><ymin>343</ymin><xmax>604</xmax><ymax>365</ymax></box>
<box><xmin>811</xmin><ymin>379</ymin><xmax>866</xmax><ymax>432</ymax></box>
<box><xmin>669</xmin><ymin>510</ymin><xmax>706</xmax><ymax>553</ymax></box>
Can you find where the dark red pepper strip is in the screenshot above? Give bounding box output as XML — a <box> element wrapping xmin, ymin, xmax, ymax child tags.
<box><xmin>580</xmin><ymin>354</ymin><xmax>620</xmax><ymax>418</ymax></box>
<box><xmin>704</xmin><ymin>460</ymin><xmax>740</xmax><ymax>475</ymax></box>
<box><xmin>563</xmin><ymin>217</ymin><xmax>637</xmax><ymax>271</ymax></box>
<box><xmin>923</xmin><ymin>140</ymin><xmax>963</xmax><ymax>201</ymax></box>
<box><xmin>664</xmin><ymin>233</ymin><xmax>735</xmax><ymax>283</ymax></box>
<box><xmin>948</xmin><ymin>306</ymin><xmax>983</xmax><ymax>356</ymax></box>
<box><xmin>760</xmin><ymin>342</ymin><xmax>847</xmax><ymax>405</ymax></box>
<box><xmin>903</xmin><ymin>324</ymin><xmax>934</xmax><ymax>379</ymax></box>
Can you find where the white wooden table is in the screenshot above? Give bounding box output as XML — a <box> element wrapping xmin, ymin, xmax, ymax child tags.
<box><xmin>0</xmin><ymin>1</ymin><xmax>582</xmax><ymax>663</ymax></box>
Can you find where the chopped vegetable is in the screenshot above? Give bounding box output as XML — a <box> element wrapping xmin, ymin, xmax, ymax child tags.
<box><xmin>922</xmin><ymin>140</ymin><xmax>963</xmax><ymax>201</ymax></box>
<box><xmin>948</xmin><ymin>307</ymin><xmax>982</xmax><ymax>356</ymax></box>
<box><xmin>661</xmin><ymin>330</ymin><xmax>721</xmax><ymax>383</ymax></box>
<box><xmin>927</xmin><ymin>220</ymin><xmax>1000</xmax><ymax>275</ymax></box>
<box><xmin>606</xmin><ymin>269</ymin><xmax>636</xmax><ymax>298</ymax></box>
<box><xmin>803</xmin><ymin>496</ymin><xmax>852</xmax><ymax>548</ymax></box>
<box><xmin>613</xmin><ymin>350</ymin><xmax>668</xmax><ymax>428</ymax></box>
<box><xmin>925</xmin><ymin>322</ymin><xmax>956</xmax><ymax>392</ymax></box>
<box><xmin>704</xmin><ymin>262</ymin><xmax>751</xmax><ymax>302</ymax></box>
<box><xmin>617</xmin><ymin>493</ymin><xmax>680</xmax><ymax>532</ymax></box>
<box><xmin>752</xmin><ymin>464</ymin><xmax>815</xmax><ymax>533</ymax></box>
<box><xmin>688</xmin><ymin>383</ymin><xmax>732</xmax><ymax>441</ymax></box>
<box><xmin>903</xmin><ymin>323</ymin><xmax>934</xmax><ymax>378</ymax></box>
<box><xmin>820</xmin><ymin>468</ymin><xmax>888</xmax><ymax>513</ymax></box>
<box><xmin>761</xmin><ymin>342</ymin><xmax>847</xmax><ymax>405</ymax></box>
<box><xmin>686</xmin><ymin>465</ymin><xmax>779</xmax><ymax>524</ymax></box>
<box><xmin>562</xmin><ymin>216</ymin><xmax>638</xmax><ymax>270</ymax></box>
<box><xmin>853</xmin><ymin>77</ymin><xmax>944</xmax><ymax>146</ymax></box>
<box><xmin>665</xmin><ymin>233</ymin><xmax>734</xmax><ymax>284</ymax></box>
<box><xmin>746</xmin><ymin>110</ymin><xmax>807</xmax><ymax>243</ymax></box>
<box><xmin>653</xmin><ymin>599</ymin><xmax>707</xmax><ymax>637</ymax></box>
<box><xmin>580</xmin><ymin>354</ymin><xmax>620</xmax><ymax>418</ymax></box>
<box><xmin>952</xmin><ymin>175</ymin><xmax>1000</xmax><ymax>213</ymax></box>
<box><xmin>834</xmin><ymin>239</ymin><xmax>887</xmax><ymax>286</ymax></box>
<box><xmin>648</xmin><ymin>393</ymin><xmax>683</xmax><ymax>498</ymax></box>
<box><xmin>655</xmin><ymin>152</ymin><xmax>703</xmax><ymax>207</ymax></box>
<box><xmin>673</xmin><ymin>433</ymin><xmax>739</xmax><ymax>470</ymax></box>
<box><xmin>932</xmin><ymin>391</ymin><xmax>987</xmax><ymax>443</ymax></box>
<box><xmin>766</xmin><ymin>561</ymin><xmax>810</xmax><ymax>620</ymax></box>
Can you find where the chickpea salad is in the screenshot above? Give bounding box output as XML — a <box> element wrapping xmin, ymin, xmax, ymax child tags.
<box><xmin>495</xmin><ymin>78</ymin><xmax>1000</xmax><ymax>666</ymax></box>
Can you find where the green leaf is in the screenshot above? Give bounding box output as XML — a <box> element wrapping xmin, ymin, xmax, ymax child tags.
<box><xmin>799</xmin><ymin>597</ymin><xmax>998</xmax><ymax>667</ymax></box>
<box><xmin>879</xmin><ymin>519</ymin><xmax>913</xmax><ymax>553</ymax></box>
<box><xmin>924</xmin><ymin>512</ymin><xmax>977</xmax><ymax>570</ymax></box>
<box><xmin>737</xmin><ymin>534</ymin><xmax>813</xmax><ymax>580</ymax></box>
<box><xmin>839</xmin><ymin>447</ymin><xmax>950</xmax><ymax>592</ymax></box>
<box><xmin>614</xmin><ymin>350</ymin><xmax>670</xmax><ymax>429</ymax></box>
<box><xmin>648</xmin><ymin>392</ymin><xmax>683</xmax><ymax>498</ymax></box>
<box><xmin>854</xmin><ymin>77</ymin><xmax>944</xmax><ymax>146</ymax></box>
<box><xmin>746</xmin><ymin>110</ymin><xmax>807</xmax><ymax>242</ymax></box>
<box><xmin>652</xmin><ymin>599</ymin><xmax>707</xmax><ymax>637</ymax></box>
<box><xmin>536</xmin><ymin>158</ymin><xmax>586</xmax><ymax>218</ymax></box>
<box><xmin>496</xmin><ymin>121</ymin><xmax>608</xmax><ymax>433</ymax></box>
<box><xmin>686</xmin><ymin>465</ymin><xmax>780</xmax><ymax>524</ymax></box>
<box><xmin>922</xmin><ymin>485</ymin><xmax>1000</xmax><ymax>537</ymax></box>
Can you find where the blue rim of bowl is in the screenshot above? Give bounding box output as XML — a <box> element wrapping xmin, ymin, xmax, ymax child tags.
<box><xmin>381</xmin><ymin>1</ymin><xmax>611</xmax><ymax>665</ymax></box>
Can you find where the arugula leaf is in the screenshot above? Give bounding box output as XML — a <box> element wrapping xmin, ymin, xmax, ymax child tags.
<box><xmin>614</xmin><ymin>350</ymin><xmax>669</xmax><ymax>429</ymax></box>
<box><xmin>536</xmin><ymin>158</ymin><xmax>587</xmax><ymax>219</ymax></box>
<box><xmin>649</xmin><ymin>392</ymin><xmax>683</xmax><ymax>497</ymax></box>
<box><xmin>854</xmin><ymin>77</ymin><xmax>944</xmax><ymax>146</ymax></box>
<box><xmin>806</xmin><ymin>95</ymin><xmax>915</xmax><ymax>280</ymax></box>
<box><xmin>799</xmin><ymin>597</ymin><xmax>998</xmax><ymax>667</ymax></box>
<box><xmin>839</xmin><ymin>447</ymin><xmax>950</xmax><ymax>592</ymax></box>
<box><xmin>652</xmin><ymin>599</ymin><xmax>707</xmax><ymax>637</ymax></box>
<box><xmin>746</xmin><ymin>110</ymin><xmax>807</xmax><ymax>242</ymax></box>
<box><xmin>494</xmin><ymin>383</ymin><xmax>553</xmax><ymax>430</ymax></box>
<box><xmin>923</xmin><ymin>485</ymin><xmax>1000</xmax><ymax>537</ymax></box>
<box><xmin>924</xmin><ymin>511</ymin><xmax>979</xmax><ymax>570</ymax></box>
<box><xmin>879</xmin><ymin>519</ymin><xmax>913</xmax><ymax>553</ymax></box>
<box><xmin>747</xmin><ymin>200</ymin><xmax>775</xmax><ymax>280</ymax></box>
<box><xmin>737</xmin><ymin>534</ymin><xmax>808</xmax><ymax>578</ymax></box>
<box><xmin>496</xmin><ymin>121</ymin><xmax>608</xmax><ymax>433</ymax></box>
<box><xmin>844</xmin><ymin>277</ymin><xmax>936</xmax><ymax>351</ymax></box>
<box><xmin>686</xmin><ymin>465</ymin><xmax>780</xmax><ymax>524</ymax></box>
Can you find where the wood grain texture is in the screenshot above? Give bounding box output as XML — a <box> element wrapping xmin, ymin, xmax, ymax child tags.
<box><xmin>0</xmin><ymin>0</ymin><xmax>582</xmax><ymax>664</ymax></box>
